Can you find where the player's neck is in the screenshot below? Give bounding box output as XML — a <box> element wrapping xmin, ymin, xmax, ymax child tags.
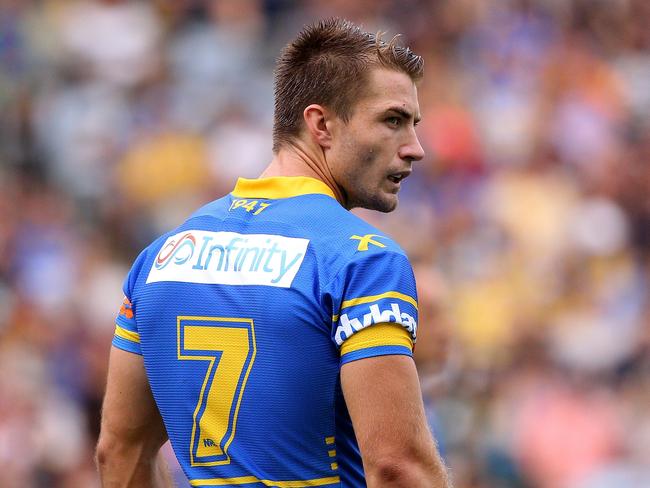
<box><xmin>260</xmin><ymin>142</ymin><xmax>346</xmax><ymax>205</ymax></box>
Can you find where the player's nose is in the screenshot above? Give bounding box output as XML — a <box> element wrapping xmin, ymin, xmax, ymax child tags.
<box><xmin>399</xmin><ymin>128</ymin><xmax>425</xmax><ymax>163</ymax></box>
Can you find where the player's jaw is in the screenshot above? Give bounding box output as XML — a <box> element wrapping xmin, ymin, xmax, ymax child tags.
<box><xmin>348</xmin><ymin>166</ymin><xmax>411</xmax><ymax>213</ymax></box>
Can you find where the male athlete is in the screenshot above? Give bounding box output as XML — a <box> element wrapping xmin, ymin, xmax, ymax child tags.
<box><xmin>97</xmin><ymin>18</ymin><xmax>451</xmax><ymax>488</ymax></box>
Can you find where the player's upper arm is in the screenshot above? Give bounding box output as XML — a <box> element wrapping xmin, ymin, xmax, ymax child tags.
<box><xmin>341</xmin><ymin>353</ymin><xmax>450</xmax><ymax>487</ymax></box>
<box><xmin>98</xmin><ymin>346</ymin><xmax>167</xmax><ymax>449</ymax></box>
<box><xmin>96</xmin><ymin>346</ymin><xmax>171</xmax><ymax>488</ymax></box>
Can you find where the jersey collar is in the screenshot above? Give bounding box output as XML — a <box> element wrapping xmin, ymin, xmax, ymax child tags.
<box><xmin>231</xmin><ymin>176</ymin><xmax>336</xmax><ymax>200</ymax></box>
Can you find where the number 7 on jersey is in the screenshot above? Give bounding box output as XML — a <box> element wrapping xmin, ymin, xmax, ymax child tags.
<box><xmin>177</xmin><ymin>316</ymin><xmax>257</xmax><ymax>466</ymax></box>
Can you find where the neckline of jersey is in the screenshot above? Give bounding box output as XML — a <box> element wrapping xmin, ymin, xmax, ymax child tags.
<box><xmin>231</xmin><ymin>176</ymin><xmax>337</xmax><ymax>200</ymax></box>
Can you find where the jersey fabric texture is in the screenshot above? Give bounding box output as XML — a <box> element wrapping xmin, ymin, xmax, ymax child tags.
<box><xmin>113</xmin><ymin>176</ymin><xmax>419</xmax><ymax>487</ymax></box>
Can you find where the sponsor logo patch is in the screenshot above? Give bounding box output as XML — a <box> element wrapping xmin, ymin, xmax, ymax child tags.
<box><xmin>334</xmin><ymin>302</ymin><xmax>417</xmax><ymax>345</ymax></box>
<box><xmin>118</xmin><ymin>296</ymin><xmax>134</xmax><ymax>319</ymax></box>
<box><xmin>147</xmin><ymin>231</ymin><xmax>309</xmax><ymax>288</ymax></box>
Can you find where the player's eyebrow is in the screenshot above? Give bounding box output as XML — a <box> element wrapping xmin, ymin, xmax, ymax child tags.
<box><xmin>386</xmin><ymin>106</ymin><xmax>421</xmax><ymax>125</ymax></box>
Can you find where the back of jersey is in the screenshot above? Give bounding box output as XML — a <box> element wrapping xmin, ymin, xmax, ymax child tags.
<box><xmin>113</xmin><ymin>177</ymin><xmax>419</xmax><ymax>487</ymax></box>
<box><xmin>115</xmin><ymin>179</ymin><xmax>358</xmax><ymax>487</ymax></box>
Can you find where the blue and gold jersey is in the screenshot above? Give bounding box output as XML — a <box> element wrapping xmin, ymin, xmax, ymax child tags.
<box><xmin>113</xmin><ymin>177</ymin><xmax>419</xmax><ymax>487</ymax></box>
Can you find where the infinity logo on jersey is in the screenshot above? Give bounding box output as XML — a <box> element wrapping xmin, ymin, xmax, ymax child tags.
<box><xmin>154</xmin><ymin>233</ymin><xmax>197</xmax><ymax>270</ymax></box>
<box><xmin>334</xmin><ymin>302</ymin><xmax>417</xmax><ymax>345</ymax></box>
<box><xmin>147</xmin><ymin>230</ymin><xmax>309</xmax><ymax>287</ymax></box>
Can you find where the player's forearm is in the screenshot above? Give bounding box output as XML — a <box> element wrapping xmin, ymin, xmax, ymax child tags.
<box><xmin>97</xmin><ymin>442</ymin><xmax>174</xmax><ymax>488</ymax></box>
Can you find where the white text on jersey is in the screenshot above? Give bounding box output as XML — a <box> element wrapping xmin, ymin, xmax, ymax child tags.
<box><xmin>334</xmin><ymin>302</ymin><xmax>417</xmax><ymax>345</ymax></box>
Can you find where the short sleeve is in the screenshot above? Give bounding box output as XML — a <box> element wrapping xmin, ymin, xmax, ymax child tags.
<box><xmin>111</xmin><ymin>249</ymin><xmax>149</xmax><ymax>355</ymax></box>
<box><xmin>326</xmin><ymin>249</ymin><xmax>418</xmax><ymax>365</ymax></box>
<box><xmin>112</xmin><ymin>294</ymin><xmax>141</xmax><ymax>355</ymax></box>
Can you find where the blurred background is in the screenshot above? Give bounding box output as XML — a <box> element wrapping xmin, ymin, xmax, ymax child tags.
<box><xmin>1</xmin><ymin>0</ymin><xmax>649</xmax><ymax>486</ymax></box>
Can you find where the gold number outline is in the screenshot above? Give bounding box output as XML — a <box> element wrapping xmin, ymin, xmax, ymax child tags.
<box><xmin>177</xmin><ymin>316</ymin><xmax>257</xmax><ymax>466</ymax></box>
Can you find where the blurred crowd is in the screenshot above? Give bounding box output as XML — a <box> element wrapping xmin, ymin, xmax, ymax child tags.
<box><xmin>1</xmin><ymin>0</ymin><xmax>649</xmax><ymax>486</ymax></box>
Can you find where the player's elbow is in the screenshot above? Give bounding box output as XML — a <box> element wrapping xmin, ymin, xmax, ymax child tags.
<box><xmin>365</xmin><ymin>450</ymin><xmax>450</xmax><ymax>487</ymax></box>
<box><xmin>95</xmin><ymin>432</ymin><xmax>117</xmax><ymax>472</ymax></box>
<box><xmin>372</xmin><ymin>458</ymin><xmax>413</xmax><ymax>482</ymax></box>
<box><xmin>96</xmin><ymin>415</ymin><xmax>167</xmax><ymax>475</ymax></box>
<box><xmin>95</xmin><ymin>427</ymin><xmax>138</xmax><ymax>471</ymax></box>
<box><xmin>366</xmin><ymin>458</ymin><xmax>428</xmax><ymax>486</ymax></box>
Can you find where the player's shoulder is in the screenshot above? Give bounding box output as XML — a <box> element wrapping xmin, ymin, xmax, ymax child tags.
<box><xmin>187</xmin><ymin>194</ymin><xmax>231</xmax><ymax>221</ymax></box>
<box><xmin>311</xmin><ymin>202</ymin><xmax>407</xmax><ymax>257</ymax></box>
<box><xmin>146</xmin><ymin>196</ymin><xmax>230</xmax><ymax>252</ymax></box>
<box><xmin>125</xmin><ymin>196</ymin><xmax>231</xmax><ymax>283</ymax></box>
<box><xmin>298</xmin><ymin>201</ymin><xmax>411</xmax><ymax>290</ymax></box>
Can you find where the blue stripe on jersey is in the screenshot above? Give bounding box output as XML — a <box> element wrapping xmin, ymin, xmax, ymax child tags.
<box><xmin>112</xmin><ymin>334</ymin><xmax>142</xmax><ymax>355</ymax></box>
<box><xmin>340</xmin><ymin>345</ymin><xmax>413</xmax><ymax>365</ymax></box>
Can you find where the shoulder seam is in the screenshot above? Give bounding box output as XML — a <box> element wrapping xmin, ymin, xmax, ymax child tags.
<box><xmin>321</xmin><ymin>247</ymin><xmax>409</xmax><ymax>303</ymax></box>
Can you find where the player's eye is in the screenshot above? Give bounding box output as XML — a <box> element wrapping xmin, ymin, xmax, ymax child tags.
<box><xmin>386</xmin><ymin>116</ymin><xmax>401</xmax><ymax>127</ymax></box>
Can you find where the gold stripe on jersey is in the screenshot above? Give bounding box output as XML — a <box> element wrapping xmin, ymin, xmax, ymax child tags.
<box><xmin>114</xmin><ymin>324</ymin><xmax>140</xmax><ymax>343</ymax></box>
<box><xmin>340</xmin><ymin>322</ymin><xmax>413</xmax><ymax>356</ymax></box>
<box><xmin>189</xmin><ymin>475</ymin><xmax>341</xmax><ymax>487</ymax></box>
<box><xmin>332</xmin><ymin>291</ymin><xmax>418</xmax><ymax>321</ymax></box>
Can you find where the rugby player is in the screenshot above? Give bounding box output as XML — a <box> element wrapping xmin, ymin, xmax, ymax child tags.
<box><xmin>97</xmin><ymin>18</ymin><xmax>450</xmax><ymax>488</ymax></box>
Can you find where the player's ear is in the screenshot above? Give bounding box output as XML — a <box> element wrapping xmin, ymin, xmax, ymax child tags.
<box><xmin>303</xmin><ymin>104</ymin><xmax>333</xmax><ymax>149</ymax></box>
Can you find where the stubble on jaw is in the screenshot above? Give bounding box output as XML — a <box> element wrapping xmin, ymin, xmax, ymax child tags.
<box><xmin>341</xmin><ymin>146</ymin><xmax>399</xmax><ymax>213</ymax></box>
